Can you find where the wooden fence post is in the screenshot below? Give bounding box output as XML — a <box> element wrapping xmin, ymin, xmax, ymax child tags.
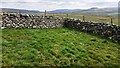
<box><xmin>110</xmin><ymin>18</ymin><xmax>113</xmax><ymax>25</ymax></box>
<box><xmin>83</xmin><ymin>15</ymin><xmax>85</xmax><ymax>22</ymax></box>
<box><xmin>44</xmin><ymin>10</ymin><xmax>47</xmax><ymax>16</ymax></box>
<box><xmin>66</xmin><ymin>14</ymin><xmax>68</xmax><ymax>18</ymax></box>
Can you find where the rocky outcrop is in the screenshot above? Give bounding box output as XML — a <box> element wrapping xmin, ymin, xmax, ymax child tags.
<box><xmin>1</xmin><ymin>13</ymin><xmax>64</xmax><ymax>28</ymax></box>
<box><xmin>64</xmin><ymin>18</ymin><xmax>120</xmax><ymax>41</ymax></box>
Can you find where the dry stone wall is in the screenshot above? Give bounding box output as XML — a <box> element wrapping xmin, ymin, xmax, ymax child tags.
<box><xmin>1</xmin><ymin>13</ymin><xmax>64</xmax><ymax>28</ymax></box>
<box><xmin>64</xmin><ymin>18</ymin><xmax>120</xmax><ymax>41</ymax></box>
<box><xmin>1</xmin><ymin>13</ymin><xmax>120</xmax><ymax>41</ymax></box>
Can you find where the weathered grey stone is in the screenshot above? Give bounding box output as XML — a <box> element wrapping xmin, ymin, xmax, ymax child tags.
<box><xmin>2</xmin><ymin>13</ymin><xmax>64</xmax><ymax>29</ymax></box>
<box><xmin>1</xmin><ymin>13</ymin><xmax>120</xmax><ymax>41</ymax></box>
<box><xmin>64</xmin><ymin>18</ymin><xmax>120</xmax><ymax>41</ymax></box>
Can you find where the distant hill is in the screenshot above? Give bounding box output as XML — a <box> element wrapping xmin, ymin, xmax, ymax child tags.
<box><xmin>1</xmin><ymin>8</ymin><xmax>43</xmax><ymax>14</ymax></box>
<box><xmin>48</xmin><ymin>9</ymin><xmax>82</xmax><ymax>13</ymax></box>
<box><xmin>1</xmin><ymin>7</ymin><xmax>118</xmax><ymax>16</ymax></box>
<box><xmin>81</xmin><ymin>7</ymin><xmax>118</xmax><ymax>16</ymax></box>
<box><xmin>48</xmin><ymin>7</ymin><xmax>118</xmax><ymax>16</ymax></box>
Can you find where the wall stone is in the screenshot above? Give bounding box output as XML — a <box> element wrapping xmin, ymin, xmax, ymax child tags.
<box><xmin>1</xmin><ymin>13</ymin><xmax>64</xmax><ymax>29</ymax></box>
<box><xmin>1</xmin><ymin>13</ymin><xmax>120</xmax><ymax>41</ymax></box>
<box><xmin>64</xmin><ymin>18</ymin><xmax>120</xmax><ymax>41</ymax></box>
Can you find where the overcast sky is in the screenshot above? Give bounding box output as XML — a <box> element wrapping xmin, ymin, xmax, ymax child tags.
<box><xmin>1</xmin><ymin>0</ymin><xmax>119</xmax><ymax>11</ymax></box>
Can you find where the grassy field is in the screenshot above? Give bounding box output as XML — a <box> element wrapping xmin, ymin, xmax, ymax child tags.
<box><xmin>2</xmin><ymin>28</ymin><xmax>120</xmax><ymax>67</ymax></box>
<box><xmin>47</xmin><ymin>13</ymin><xmax>119</xmax><ymax>25</ymax></box>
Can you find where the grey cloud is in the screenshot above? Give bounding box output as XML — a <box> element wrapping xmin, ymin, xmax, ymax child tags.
<box><xmin>89</xmin><ymin>2</ymin><xmax>118</xmax><ymax>7</ymax></box>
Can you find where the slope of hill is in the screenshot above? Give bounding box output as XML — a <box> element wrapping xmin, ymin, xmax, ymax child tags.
<box><xmin>48</xmin><ymin>9</ymin><xmax>82</xmax><ymax>13</ymax></box>
<box><xmin>1</xmin><ymin>7</ymin><xmax>118</xmax><ymax>16</ymax></box>
<box><xmin>48</xmin><ymin>7</ymin><xmax>118</xmax><ymax>16</ymax></box>
<box><xmin>1</xmin><ymin>8</ymin><xmax>43</xmax><ymax>14</ymax></box>
<box><xmin>81</xmin><ymin>7</ymin><xmax>118</xmax><ymax>16</ymax></box>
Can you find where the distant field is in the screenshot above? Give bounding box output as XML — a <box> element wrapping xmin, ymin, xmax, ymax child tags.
<box><xmin>1</xmin><ymin>12</ymin><xmax>119</xmax><ymax>25</ymax></box>
<box><xmin>47</xmin><ymin>13</ymin><xmax>119</xmax><ymax>25</ymax></box>
<box><xmin>2</xmin><ymin>28</ymin><xmax>119</xmax><ymax>66</ymax></box>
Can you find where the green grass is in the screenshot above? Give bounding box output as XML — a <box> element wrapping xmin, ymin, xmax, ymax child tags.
<box><xmin>2</xmin><ymin>28</ymin><xmax>120</xmax><ymax>67</ymax></box>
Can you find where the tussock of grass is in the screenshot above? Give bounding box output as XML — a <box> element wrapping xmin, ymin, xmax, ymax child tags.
<box><xmin>2</xmin><ymin>28</ymin><xmax>120</xmax><ymax>66</ymax></box>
